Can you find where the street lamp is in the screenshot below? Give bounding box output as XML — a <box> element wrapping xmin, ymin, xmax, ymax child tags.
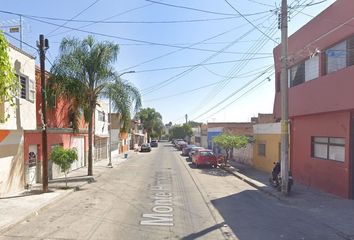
<box><xmin>107</xmin><ymin>70</ymin><xmax>136</xmax><ymax>167</ymax></box>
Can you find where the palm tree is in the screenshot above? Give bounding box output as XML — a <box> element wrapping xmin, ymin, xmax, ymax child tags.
<box><xmin>49</xmin><ymin>35</ymin><xmax>141</xmax><ymax>176</ymax></box>
<box><xmin>137</xmin><ymin>108</ymin><xmax>163</xmax><ymax>141</ymax></box>
<box><xmin>104</xmin><ymin>75</ymin><xmax>141</xmax><ymax>132</ymax></box>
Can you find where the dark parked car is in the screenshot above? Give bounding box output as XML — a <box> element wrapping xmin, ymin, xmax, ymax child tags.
<box><xmin>150</xmin><ymin>139</ymin><xmax>158</xmax><ymax>147</ymax></box>
<box><xmin>182</xmin><ymin>145</ymin><xmax>196</xmax><ymax>156</ymax></box>
<box><xmin>177</xmin><ymin>141</ymin><xmax>187</xmax><ymax>150</ymax></box>
<box><xmin>188</xmin><ymin>147</ymin><xmax>204</xmax><ymax>160</ymax></box>
<box><xmin>140</xmin><ymin>143</ymin><xmax>151</xmax><ymax>152</ymax></box>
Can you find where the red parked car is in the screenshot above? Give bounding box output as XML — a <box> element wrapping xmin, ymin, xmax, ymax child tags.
<box><xmin>192</xmin><ymin>149</ymin><xmax>218</xmax><ymax>168</ymax></box>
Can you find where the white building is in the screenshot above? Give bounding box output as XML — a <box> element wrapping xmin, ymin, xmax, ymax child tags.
<box><xmin>0</xmin><ymin>44</ymin><xmax>36</xmax><ymax>197</ymax></box>
<box><xmin>94</xmin><ymin>101</ymin><xmax>109</xmax><ymax>161</ymax></box>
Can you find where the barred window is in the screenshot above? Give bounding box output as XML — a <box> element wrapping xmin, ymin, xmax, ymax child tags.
<box><xmin>311</xmin><ymin>137</ymin><xmax>345</xmax><ymax>162</ymax></box>
<box><xmin>258</xmin><ymin>143</ymin><xmax>266</xmax><ymax>156</ymax></box>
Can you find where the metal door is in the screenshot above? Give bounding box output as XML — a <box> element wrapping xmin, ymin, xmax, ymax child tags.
<box><xmin>27</xmin><ymin>145</ymin><xmax>37</xmax><ymax>185</ymax></box>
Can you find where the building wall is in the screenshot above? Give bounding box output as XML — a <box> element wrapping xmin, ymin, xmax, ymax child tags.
<box><xmin>24</xmin><ymin>131</ymin><xmax>88</xmax><ymax>180</ymax></box>
<box><xmin>207</xmin><ymin>127</ymin><xmax>223</xmax><ymax>150</ymax></box>
<box><xmin>253</xmin><ymin>123</ymin><xmax>281</xmax><ymax>173</ymax></box>
<box><xmin>35</xmin><ymin>67</ymin><xmax>87</xmax><ymax>130</ymax></box>
<box><xmin>0</xmin><ymin>45</ymin><xmax>35</xmax><ymax>197</ymax></box>
<box><xmin>94</xmin><ymin>102</ymin><xmax>109</xmax><ymax>161</ymax></box>
<box><xmin>291</xmin><ymin>111</ymin><xmax>350</xmax><ymax>198</ymax></box>
<box><xmin>208</xmin><ymin>122</ymin><xmax>253</xmax><ymax>135</ymax></box>
<box><xmin>233</xmin><ymin>143</ymin><xmax>253</xmax><ymax>166</ymax></box>
<box><xmin>1</xmin><ymin>46</ymin><xmax>36</xmax><ymax>130</ymax></box>
<box><xmin>273</xmin><ymin>0</ymin><xmax>354</xmax><ymax>119</ymax></box>
<box><xmin>0</xmin><ymin>130</ymin><xmax>25</xmax><ymax>197</ymax></box>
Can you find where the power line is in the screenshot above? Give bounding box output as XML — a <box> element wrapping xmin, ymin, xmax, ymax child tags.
<box><xmin>0</xmin><ymin>10</ymin><xmax>276</xmax><ymax>54</ymax></box>
<box><xmin>202</xmin><ymin>63</ymin><xmax>273</xmax><ymax>78</ymax></box>
<box><xmin>145</xmin><ymin>0</ymin><xmax>251</xmax><ymax>16</ymax></box>
<box><xmin>190</xmin><ymin>15</ymin><xmax>277</xmax><ymax>114</ymax></box>
<box><xmin>198</xmin><ymin>75</ymin><xmax>272</xmax><ymax>122</ymax></box>
<box><xmin>47</xmin><ymin>0</ymin><xmax>101</xmax><ymax>37</ymax></box>
<box><xmin>24</xmin><ymin>15</ymin><xmax>267</xmax><ymax>25</ymax></box>
<box><xmin>49</xmin><ymin>3</ymin><xmax>154</xmax><ymax>38</ymax></box>
<box><xmin>119</xmin><ymin>13</ymin><xmax>273</xmax><ymax>72</ymax></box>
<box><xmin>4</xmin><ymin>31</ymin><xmax>54</xmax><ymax>67</ymax></box>
<box><xmin>4</xmin><ymin>31</ymin><xmax>37</xmax><ymax>51</ymax></box>
<box><xmin>224</xmin><ymin>0</ymin><xmax>279</xmax><ymax>44</ymax></box>
<box><xmin>134</xmin><ymin>58</ymin><xmax>272</xmax><ymax>73</ymax></box>
<box><xmin>190</xmin><ymin>66</ymin><xmax>273</xmax><ymax>121</ymax></box>
<box><xmin>143</xmin><ymin>65</ymin><xmax>273</xmax><ymax>102</ymax></box>
<box><xmin>141</xmin><ymin>27</ymin><xmax>257</xmax><ymax>95</ymax></box>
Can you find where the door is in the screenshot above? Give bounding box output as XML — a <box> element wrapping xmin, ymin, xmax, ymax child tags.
<box><xmin>70</xmin><ymin>137</ymin><xmax>85</xmax><ymax>170</ymax></box>
<box><xmin>27</xmin><ymin>145</ymin><xmax>37</xmax><ymax>185</ymax></box>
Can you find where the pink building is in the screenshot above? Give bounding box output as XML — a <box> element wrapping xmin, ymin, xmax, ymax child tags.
<box><xmin>273</xmin><ymin>0</ymin><xmax>354</xmax><ymax>198</ymax></box>
<box><xmin>24</xmin><ymin>67</ymin><xmax>88</xmax><ymax>181</ymax></box>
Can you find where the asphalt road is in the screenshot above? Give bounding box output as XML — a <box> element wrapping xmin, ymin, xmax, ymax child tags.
<box><xmin>0</xmin><ymin>143</ymin><xmax>231</xmax><ymax>240</ymax></box>
<box><xmin>1</xmin><ymin>142</ymin><xmax>349</xmax><ymax>240</ymax></box>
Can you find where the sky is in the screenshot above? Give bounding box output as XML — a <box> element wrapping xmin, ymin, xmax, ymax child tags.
<box><xmin>0</xmin><ymin>0</ymin><xmax>336</xmax><ymax>125</ymax></box>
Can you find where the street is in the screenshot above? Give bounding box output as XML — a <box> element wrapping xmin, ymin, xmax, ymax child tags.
<box><xmin>1</xmin><ymin>142</ymin><xmax>351</xmax><ymax>240</ymax></box>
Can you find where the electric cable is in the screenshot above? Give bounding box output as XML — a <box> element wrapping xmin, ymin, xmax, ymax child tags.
<box><xmin>143</xmin><ymin>65</ymin><xmax>273</xmax><ymax>102</ymax></box>
<box><xmin>49</xmin><ymin>3</ymin><xmax>154</xmax><ymax>38</ymax></box>
<box><xmin>144</xmin><ymin>0</ymin><xmax>257</xmax><ymax>17</ymax></box>
<box><xmin>197</xmin><ymin>74</ymin><xmax>273</xmax><ymax>122</ymax></box>
<box><xmin>133</xmin><ymin>58</ymin><xmax>272</xmax><ymax>73</ymax></box>
<box><xmin>47</xmin><ymin>0</ymin><xmax>101</xmax><ymax>37</ymax></box>
<box><xmin>224</xmin><ymin>0</ymin><xmax>279</xmax><ymax>44</ymax></box>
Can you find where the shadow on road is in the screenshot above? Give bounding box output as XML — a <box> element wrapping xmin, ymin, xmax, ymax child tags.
<box><xmin>181</xmin><ymin>222</ymin><xmax>226</xmax><ymax>240</ymax></box>
<box><xmin>187</xmin><ymin>163</ymin><xmax>230</xmax><ymax>177</ymax></box>
<box><xmin>211</xmin><ymin>190</ymin><xmax>341</xmax><ymax>240</ymax></box>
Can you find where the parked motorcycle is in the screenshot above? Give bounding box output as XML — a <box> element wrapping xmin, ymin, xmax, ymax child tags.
<box><xmin>269</xmin><ymin>162</ymin><xmax>293</xmax><ymax>192</ymax></box>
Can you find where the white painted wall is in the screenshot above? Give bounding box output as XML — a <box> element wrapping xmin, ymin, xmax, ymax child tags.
<box><xmin>253</xmin><ymin>122</ymin><xmax>281</xmax><ymax>135</ymax></box>
<box><xmin>0</xmin><ymin>46</ymin><xmax>36</xmax><ymax>130</ymax></box>
<box><xmin>94</xmin><ymin>101</ymin><xmax>109</xmax><ymax>136</ymax></box>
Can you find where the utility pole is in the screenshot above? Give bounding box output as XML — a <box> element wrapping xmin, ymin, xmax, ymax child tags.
<box><xmin>37</xmin><ymin>34</ymin><xmax>49</xmax><ymax>192</ymax></box>
<box><xmin>185</xmin><ymin>114</ymin><xmax>188</xmax><ymax>124</ymax></box>
<box><xmin>280</xmin><ymin>0</ymin><xmax>289</xmax><ymax>195</ymax></box>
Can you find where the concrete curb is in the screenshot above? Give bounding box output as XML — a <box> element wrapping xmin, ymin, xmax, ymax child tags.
<box><xmin>218</xmin><ymin>165</ymin><xmax>284</xmax><ymax>201</ymax></box>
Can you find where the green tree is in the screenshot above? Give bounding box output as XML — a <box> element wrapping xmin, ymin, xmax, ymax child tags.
<box><xmin>49</xmin><ymin>35</ymin><xmax>140</xmax><ymax>176</ymax></box>
<box><xmin>170</xmin><ymin>124</ymin><xmax>193</xmax><ymax>140</ymax></box>
<box><xmin>50</xmin><ymin>146</ymin><xmax>78</xmax><ymax>188</ymax></box>
<box><xmin>136</xmin><ymin>108</ymin><xmax>163</xmax><ymax>141</ymax></box>
<box><xmin>212</xmin><ymin>134</ymin><xmax>248</xmax><ymax>166</ymax></box>
<box><xmin>187</xmin><ymin>121</ymin><xmax>202</xmax><ymax>128</ymax></box>
<box><xmin>0</xmin><ymin>31</ymin><xmax>18</xmax><ymax>122</ymax></box>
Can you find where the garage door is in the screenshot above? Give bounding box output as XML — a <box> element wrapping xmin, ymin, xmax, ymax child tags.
<box><xmin>94</xmin><ymin>137</ymin><xmax>108</xmax><ymax>162</ymax></box>
<box><xmin>70</xmin><ymin>137</ymin><xmax>85</xmax><ymax>170</ymax></box>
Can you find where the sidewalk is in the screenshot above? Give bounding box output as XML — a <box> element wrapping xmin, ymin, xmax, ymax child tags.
<box><xmin>220</xmin><ymin>160</ymin><xmax>354</xmax><ymax>237</ymax></box>
<box><xmin>0</xmin><ymin>150</ymin><xmax>133</xmax><ymax>234</ymax></box>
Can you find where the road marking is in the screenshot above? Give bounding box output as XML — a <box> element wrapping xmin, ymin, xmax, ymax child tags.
<box><xmin>140</xmin><ymin>171</ymin><xmax>174</xmax><ymax>226</ymax></box>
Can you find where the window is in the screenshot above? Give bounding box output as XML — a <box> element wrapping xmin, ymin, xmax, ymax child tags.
<box><xmin>289</xmin><ymin>56</ymin><xmax>319</xmax><ymax>87</ymax></box>
<box><xmin>290</xmin><ymin>62</ymin><xmax>305</xmax><ymax>87</ymax></box>
<box><xmin>326</xmin><ymin>41</ymin><xmax>347</xmax><ymax>74</ymax></box>
<box><xmin>19</xmin><ymin>75</ymin><xmax>26</xmax><ymax>99</ymax></box>
<box><xmin>98</xmin><ymin>110</ymin><xmax>105</xmax><ymax>122</ymax></box>
<box><xmin>258</xmin><ymin>143</ymin><xmax>266</xmax><ymax>156</ymax></box>
<box><xmin>311</xmin><ymin>137</ymin><xmax>345</xmax><ymax>162</ymax></box>
<box><xmin>305</xmin><ymin>55</ymin><xmax>319</xmax><ymax>81</ymax></box>
<box><xmin>326</xmin><ymin>35</ymin><xmax>354</xmax><ymax>74</ymax></box>
<box><xmin>17</xmin><ymin>74</ymin><xmax>35</xmax><ymax>102</ymax></box>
